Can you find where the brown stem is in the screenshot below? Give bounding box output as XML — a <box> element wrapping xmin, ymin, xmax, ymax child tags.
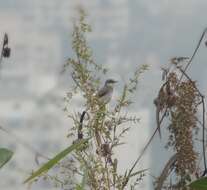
<box><xmin>179</xmin><ymin>28</ymin><xmax>207</xmax><ymax>83</ymax></box>
<box><xmin>122</xmin><ymin>108</ymin><xmax>168</xmax><ymax>189</ymax></box>
<box><xmin>155</xmin><ymin>154</ymin><xmax>177</xmax><ymax>190</ymax></box>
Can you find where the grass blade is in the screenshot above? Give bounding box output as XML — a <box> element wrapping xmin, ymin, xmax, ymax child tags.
<box><xmin>189</xmin><ymin>177</ymin><xmax>207</xmax><ymax>190</ymax></box>
<box><xmin>0</xmin><ymin>148</ymin><xmax>13</xmax><ymax>169</ymax></box>
<box><xmin>24</xmin><ymin>138</ymin><xmax>89</xmax><ymax>184</ymax></box>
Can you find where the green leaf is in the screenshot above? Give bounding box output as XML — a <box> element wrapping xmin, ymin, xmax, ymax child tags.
<box><xmin>75</xmin><ymin>168</ymin><xmax>87</xmax><ymax>190</ymax></box>
<box><xmin>76</xmin><ymin>184</ymin><xmax>83</xmax><ymax>190</ymax></box>
<box><xmin>189</xmin><ymin>177</ymin><xmax>207</xmax><ymax>190</ymax></box>
<box><xmin>24</xmin><ymin>138</ymin><xmax>89</xmax><ymax>184</ymax></box>
<box><xmin>0</xmin><ymin>148</ymin><xmax>13</xmax><ymax>169</ymax></box>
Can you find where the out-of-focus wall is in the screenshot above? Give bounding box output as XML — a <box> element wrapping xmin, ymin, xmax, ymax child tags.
<box><xmin>0</xmin><ymin>1</ymin><xmax>207</xmax><ymax>189</ymax></box>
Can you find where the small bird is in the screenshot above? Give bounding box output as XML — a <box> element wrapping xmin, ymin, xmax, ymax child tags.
<box><xmin>78</xmin><ymin>79</ymin><xmax>117</xmax><ymax>140</ymax></box>
<box><xmin>97</xmin><ymin>79</ymin><xmax>117</xmax><ymax>104</ymax></box>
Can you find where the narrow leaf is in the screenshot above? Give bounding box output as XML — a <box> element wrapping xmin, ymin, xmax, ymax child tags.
<box><xmin>81</xmin><ymin>168</ymin><xmax>87</xmax><ymax>188</ymax></box>
<box><xmin>24</xmin><ymin>139</ymin><xmax>89</xmax><ymax>184</ymax></box>
<box><xmin>189</xmin><ymin>177</ymin><xmax>207</xmax><ymax>190</ymax></box>
<box><xmin>129</xmin><ymin>169</ymin><xmax>148</xmax><ymax>178</ymax></box>
<box><xmin>0</xmin><ymin>148</ymin><xmax>13</xmax><ymax>169</ymax></box>
<box><xmin>76</xmin><ymin>168</ymin><xmax>87</xmax><ymax>190</ymax></box>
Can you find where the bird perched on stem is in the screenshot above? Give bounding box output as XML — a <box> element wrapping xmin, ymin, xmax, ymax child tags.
<box><xmin>97</xmin><ymin>79</ymin><xmax>117</xmax><ymax>104</ymax></box>
<box><xmin>78</xmin><ymin>79</ymin><xmax>117</xmax><ymax>140</ymax></box>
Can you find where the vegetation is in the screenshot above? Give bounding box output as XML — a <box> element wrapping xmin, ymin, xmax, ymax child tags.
<box><xmin>1</xmin><ymin>7</ymin><xmax>207</xmax><ymax>190</ymax></box>
<box><xmin>0</xmin><ymin>34</ymin><xmax>13</xmax><ymax>170</ymax></box>
<box><xmin>24</xmin><ymin>8</ymin><xmax>148</xmax><ymax>190</ymax></box>
<box><xmin>0</xmin><ymin>148</ymin><xmax>13</xmax><ymax>169</ymax></box>
<box><xmin>154</xmin><ymin>29</ymin><xmax>207</xmax><ymax>189</ymax></box>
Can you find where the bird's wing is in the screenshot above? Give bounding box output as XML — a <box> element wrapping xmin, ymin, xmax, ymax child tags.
<box><xmin>97</xmin><ymin>86</ymin><xmax>108</xmax><ymax>97</ymax></box>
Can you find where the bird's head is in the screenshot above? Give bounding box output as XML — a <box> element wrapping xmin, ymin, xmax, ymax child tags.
<box><xmin>105</xmin><ymin>79</ymin><xmax>117</xmax><ymax>87</ymax></box>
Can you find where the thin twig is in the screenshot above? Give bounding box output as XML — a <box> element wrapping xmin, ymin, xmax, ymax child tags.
<box><xmin>125</xmin><ymin>28</ymin><xmax>207</xmax><ymax>188</ymax></box>
<box><xmin>177</xmin><ymin>66</ymin><xmax>203</xmax><ymax>97</ymax></box>
<box><xmin>154</xmin><ymin>81</ymin><xmax>168</xmax><ymax>139</ymax></box>
<box><xmin>155</xmin><ymin>154</ymin><xmax>177</xmax><ymax>190</ymax></box>
<box><xmin>201</xmin><ymin>97</ymin><xmax>207</xmax><ymax>176</ymax></box>
<box><xmin>122</xmin><ymin>108</ymin><xmax>168</xmax><ymax>188</ymax></box>
<box><xmin>0</xmin><ymin>35</ymin><xmax>4</xmax><ymax>65</ymax></box>
<box><xmin>179</xmin><ymin>27</ymin><xmax>207</xmax><ymax>82</ymax></box>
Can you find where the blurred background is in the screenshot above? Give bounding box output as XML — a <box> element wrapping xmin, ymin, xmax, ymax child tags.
<box><xmin>0</xmin><ymin>0</ymin><xmax>207</xmax><ymax>189</ymax></box>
